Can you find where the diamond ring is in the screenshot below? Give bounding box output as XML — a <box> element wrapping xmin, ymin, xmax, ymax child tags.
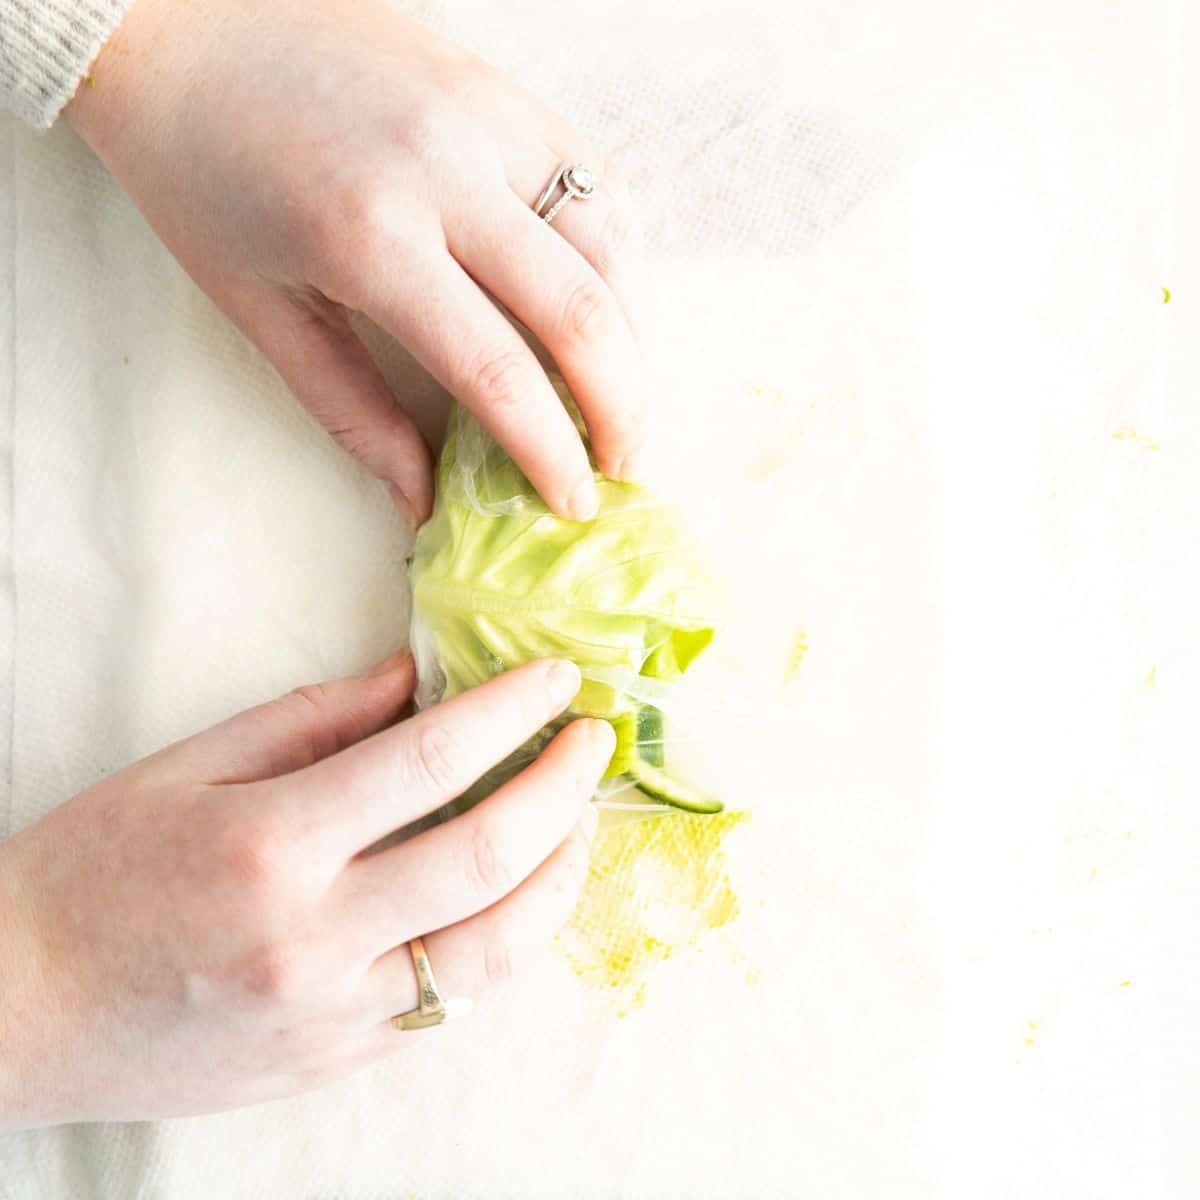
<box><xmin>533</xmin><ymin>162</ymin><xmax>597</xmax><ymax>225</ymax></box>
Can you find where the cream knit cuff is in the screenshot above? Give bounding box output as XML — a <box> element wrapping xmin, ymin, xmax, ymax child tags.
<box><xmin>1</xmin><ymin>0</ymin><xmax>134</xmax><ymax>128</ymax></box>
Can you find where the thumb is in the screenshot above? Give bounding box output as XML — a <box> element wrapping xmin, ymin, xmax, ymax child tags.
<box><xmin>243</xmin><ymin>291</ymin><xmax>434</xmax><ymax>526</ymax></box>
<box><xmin>143</xmin><ymin>651</ymin><xmax>417</xmax><ymax>787</ymax></box>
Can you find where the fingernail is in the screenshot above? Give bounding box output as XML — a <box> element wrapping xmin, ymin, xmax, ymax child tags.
<box><xmin>589</xmin><ymin>718</ymin><xmax>617</xmax><ymax>763</ymax></box>
<box><xmin>613</xmin><ymin>447</ymin><xmax>645</xmax><ymax>483</ymax></box>
<box><xmin>388</xmin><ymin>483</ymin><xmax>419</xmax><ymax>530</ymax></box>
<box><xmin>544</xmin><ymin>658</ymin><xmax>582</xmax><ymax>704</ymax></box>
<box><xmin>566</xmin><ymin>476</ymin><xmax>599</xmax><ymax>522</ymax></box>
<box><xmin>367</xmin><ymin>649</ymin><xmax>412</xmax><ymax>677</ymax></box>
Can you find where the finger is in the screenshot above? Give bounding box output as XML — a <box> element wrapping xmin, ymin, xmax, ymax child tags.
<box><xmin>246</xmin><ymin>295</ymin><xmax>435</xmax><ymax>526</ymax></box>
<box><xmin>142</xmin><ymin>651</ymin><xmax>416</xmax><ymax>787</ymax></box>
<box><xmin>332</xmin><ymin>717</ymin><xmax>613</xmax><ymax>959</ymax></box>
<box><xmin>448</xmin><ymin>192</ymin><xmax>648</xmax><ymax>484</ymax></box>
<box><xmin>512</xmin><ymin>147</ymin><xmax>649</xmax><ymax>341</ymax></box>
<box><xmin>283</xmin><ymin>658</ymin><xmax>585</xmax><ymax>859</ymax></box>
<box><xmin>540</xmin><ymin>167</ymin><xmax>655</xmax><ymax>363</ymax></box>
<box><xmin>357</xmin><ymin>805</ymin><xmax>599</xmax><ymax>1027</ymax></box>
<box><xmin>349</xmin><ymin>251</ymin><xmax>599</xmax><ymax>521</ymax></box>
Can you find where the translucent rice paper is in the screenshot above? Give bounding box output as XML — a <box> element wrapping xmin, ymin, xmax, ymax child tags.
<box><xmin>408</xmin><ymin>400</ymin><xmax>727</xmax><ymax>816</ymax></box>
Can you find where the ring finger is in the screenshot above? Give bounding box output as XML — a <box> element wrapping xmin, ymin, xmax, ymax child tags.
<box><xmin>448</xmin><ymin>158</ymin><xmax>648</xmax><ymax>482</ymax></box>
<box><xmin>357</xmin><ymin>807</ymin><xmax>597</xmax><ymax>1031</ymax></box>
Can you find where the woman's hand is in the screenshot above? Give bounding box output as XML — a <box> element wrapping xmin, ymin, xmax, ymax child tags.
<box><xmin>64</xmin><ymin>0</ymin><xmax>649</xmax><ymax>525</ymax></box>
<box><xmin>0</xmin><ymin>653</ymin><xmax>613</xmax><ymax>1127</ymax></box>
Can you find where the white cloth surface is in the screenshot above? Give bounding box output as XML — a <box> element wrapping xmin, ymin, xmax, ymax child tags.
<box><xmin>1</xmin><ymin>0</ymin><xmax>1197</xmax><ymax>1196</ymax></box>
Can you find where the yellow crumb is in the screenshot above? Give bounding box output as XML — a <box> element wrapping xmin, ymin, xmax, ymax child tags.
<box><xmin>1162</xmin><ymin>286</ymin><xmax>1171</xmax><ymax>304</ymax></box>
<box><xmin>782</xmin><ymin>629</ymin><xmax>809</xmax><ymax>684</ymax></box>
<box><xmin>1112</xmin><ymin>426</ymin><xmax>1160</xmax><ymax>451</ymax></box>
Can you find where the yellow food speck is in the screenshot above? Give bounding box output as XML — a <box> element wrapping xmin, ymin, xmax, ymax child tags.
<box><xmin>1120</xmin><ymin>979</ymin><xmax>1132</xmax><ymax>988</ymax></box>
<box><xmin>782</xmin><ymin>630</ymin><xmax>809</xmax><ymax>684</ymax></box>
<box><xmin>561</xmin><ymin>809</ymin><xmax>749</xmax><ymax>1009</ymax></box>
<box><xmin>750</xmin><ymin>383</ymin><xmax>786</xmax><ymax>408</ymax></box>
<box><xmin>1162</xmin><ymin>286</ymin><xmax>1171</xmax><ymax>304</ymax></box>
<box><xmin>1112</xmin><ymin>426</ymin><xmax>1161</xmax><ymax>451</ymax></box>
<box><xmin>1144</xmin><ymin>665</ymin><xmax>1157</xmax><ymax>689</ymax></box>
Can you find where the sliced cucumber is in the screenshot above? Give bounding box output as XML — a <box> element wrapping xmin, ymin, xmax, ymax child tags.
<box><xmin>636</xmin><ymin>704</ymin><xmax>665</xmax><ymax>768</ymax></box>
<box><xmin>603</xmin><ymin>711</ymin><xmax>640</xmax><ymax>779</ymax></box>
<box><xmin>628</xmin><ymin>761</ymin><xmax>723</xmax><ymax>814</ymax></box>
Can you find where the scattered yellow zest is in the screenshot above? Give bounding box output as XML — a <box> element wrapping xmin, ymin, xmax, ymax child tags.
<box><xmin>1024</xmin><ymin>1036</ymin><xmax>1036</xmax><ymax>1048</ymax></box>
<box><xmin>1027</xmin><ymin>1018</ymin><xmax>1038</xmax><ymax>1031</ymax></box>
<box><xmin>1144</xmin><ymin>665</ymin><xmax>1157</xmax><ymax>689</ymax></box>
<box><xmin>1120</xmin><ymin>979</ymin><xmax>1132</xmax><ymax>988</ymax></box>
<box><xmin>562</xmin><ymin>809</ymin><xmax>749</xmax><ymax>1014</ymax></box>
<box><xmin>1162</xmin><ymin>286</ymin><xmax>1171</xmax><ymax>304</ymax></box>
<box><xmin>783</xmin><ymin>629</ymin><xmax>809</xmax><ymax>684</ymax></box>
<box><xmin>1112</xmin><ymin>425</ymin><xmax>1160</xmax><ymax>451</ymax></box>
<box><xmin>750</xmin><ymin>383</ymin><xmax>786</xmax><ymax>408</ymax></box>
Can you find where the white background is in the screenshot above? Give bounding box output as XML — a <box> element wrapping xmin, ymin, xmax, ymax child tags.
<box><xmin>1</xmin><ymin>0</ymin><xmax>1196</xmax><ymax>1196</ymax></box>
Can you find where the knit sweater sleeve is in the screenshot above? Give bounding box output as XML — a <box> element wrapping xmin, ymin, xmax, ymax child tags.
<box><xmin>1</xmin><ymin>0</ymin><xmax>134</xmax><ymax>128</ymax></box>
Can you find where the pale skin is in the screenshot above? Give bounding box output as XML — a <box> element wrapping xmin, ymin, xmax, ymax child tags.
<box><xmin>0</xmin><ymin>655</ymin><xmax>613</xmax><ymax>1127</ymax></box>
<box><xmin>0</xmin><ymin>0</ymin><xmax>649</xmax><ymax>1127</ymax></box>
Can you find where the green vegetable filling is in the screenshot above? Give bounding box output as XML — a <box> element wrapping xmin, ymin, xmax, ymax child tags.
<box><xmin>410</xmin><ymin>405</ymin><xmax>722</xmax><ymax>814</ymax></box>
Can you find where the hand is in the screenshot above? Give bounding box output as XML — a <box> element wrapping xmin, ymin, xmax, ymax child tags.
<box><xmin>0</xmin><ymin>654</ymin><xmax>614</xmax><ymax>1127</ymax></box>
<box><xmin>64</xmin><ymin>0</ymin><xmax>649</xmax><ymax>526</ymax></box>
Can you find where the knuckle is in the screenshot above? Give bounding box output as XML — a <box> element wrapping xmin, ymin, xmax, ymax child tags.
<box><xmin>277</xmin><ymin>685</ymin><xmax>341</xmax><ymax>766</ymax></box>
<box><xmin>287</xmin><ymin>682</ymin><xmax>332</xmax><ymax>715</ymax></box>
<box><xmin>323</xmin><ymin>419</ymin><xmax>377</xmax><ymax>466</ymax></box>
<box><xmin>388</xmin><ymin>102</ymin><xmax>445</xmax><ymax>162</ymax></box>
<box><xmin>238</xmin><ymin>938</ymin><xmax>304</xmax><ymax>1004</ymax></box>
<box><xmin>221</xmin><ymin>817</ymin><xmax>288</xmax><ymax>895</ymax></box>
<box><xmin>482</xmin><ymin>932</ymin><xmax>515</xmax><ymax>988</ymax></box>
<box><xmin>592</xmin><ymin>203</ymin><xmax>640</xmax><ymax>278</ymax></box>
<box><xmin>334</xmin><ymin>186</ymin><xmax>391</xmax><ymax>256</ymax></box>
<box><xmin>559</xmin><ymin>278</ymin><xmax>615</xmax><ymax>346</ymax></box>
<box><xmin>411</xmin><ymin>722</ymin><xmax>462</xmax><ymax>796</ymax></box>
<box><xmin>465</xmin><ymin>817</ymin><xmax>513</xmax><ymax>898</ymax></box>
<box><xmin>306</xmin><ymin>184</ymin><xmax>406</xmax><ymax>292</ymax></box>
<box><xmin>464</xmin><ymin>345</ymin><xmax>532</xmax><ymax>417</ymax></box>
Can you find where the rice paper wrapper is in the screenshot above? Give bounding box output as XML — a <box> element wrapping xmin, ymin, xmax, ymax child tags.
<box><xmin>408</xmin><ymin>399</ymin><xmax>742</xmax><ymax>819</ymax></box>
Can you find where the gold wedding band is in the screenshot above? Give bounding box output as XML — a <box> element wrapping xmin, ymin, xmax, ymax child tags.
<box><xmin>390</xmin><ymin>936</ymin><xmax>472</xmax><ymax>1031</ymax></box>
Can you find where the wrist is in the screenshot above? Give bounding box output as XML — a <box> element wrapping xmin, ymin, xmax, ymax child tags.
<box><xmin>63</xmin><ymin>0</ymin><xmax>195</xmax><ymax>161</ymax></box>
<box><xmin>0</xmin><ymin>836</ymin><xmax>71</xmax><ymax>1129</ymax></box>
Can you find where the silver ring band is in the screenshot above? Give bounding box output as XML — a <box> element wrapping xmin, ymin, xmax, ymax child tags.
<box><xmin>534</xmin><ymin>161</ymin><xmax>597</xmax><ymax>225</ymax></box>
